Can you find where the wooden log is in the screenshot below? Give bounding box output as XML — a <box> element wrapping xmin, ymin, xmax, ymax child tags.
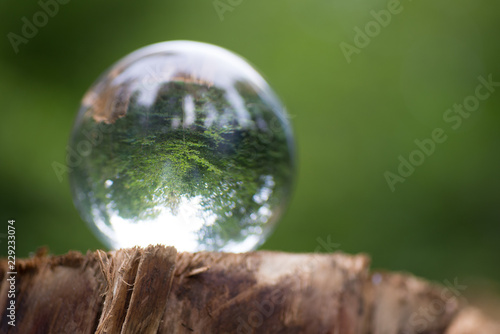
<box><xmin>0</xmin><ymin>245</ymin><xmax>498</xmax><ymax>334</ymax></box>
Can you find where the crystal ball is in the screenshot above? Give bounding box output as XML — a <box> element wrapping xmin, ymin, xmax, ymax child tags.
<box><xmin>68</xmin><ymin>41</ymin><xmax>295</xmax><ymax>252</ymax></box>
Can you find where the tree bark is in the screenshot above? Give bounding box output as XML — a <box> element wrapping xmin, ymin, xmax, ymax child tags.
<box><xmin>0</xmin><ymin>245</ymin><xmax>498</xmax><ymax>334</ymax></box>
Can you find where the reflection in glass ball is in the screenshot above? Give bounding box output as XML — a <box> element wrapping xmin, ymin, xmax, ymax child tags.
<box><xmin>69</xmin><ymin>41</ymin><xmax>295</xmax><ymax>252</ymax></box>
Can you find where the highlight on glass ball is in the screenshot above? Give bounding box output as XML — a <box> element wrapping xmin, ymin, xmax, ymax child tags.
<box><xmin>68</xmin><ymin>41</ymin><xmax>295</xmax><ymax>252</ymax></box>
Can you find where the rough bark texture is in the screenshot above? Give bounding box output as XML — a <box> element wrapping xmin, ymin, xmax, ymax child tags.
<box><xmin>0</xmin><ymin>246</ymin><xmax>498</xmax><ymax>334</ymax></box>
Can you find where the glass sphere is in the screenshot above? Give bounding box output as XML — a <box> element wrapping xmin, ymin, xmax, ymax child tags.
<box><xmin>68</xmin><ymin>41</ymin><xmax>295</xmax><ymax>252</ymax></box>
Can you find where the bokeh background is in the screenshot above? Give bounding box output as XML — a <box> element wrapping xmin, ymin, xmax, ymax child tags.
<box><xmin>1</xmin><ymin>0</ymin><xmax>499</xmax><ymax>305</ymax></box>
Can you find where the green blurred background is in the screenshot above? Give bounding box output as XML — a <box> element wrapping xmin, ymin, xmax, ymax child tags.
<box><xmin>1</xmin><ymin>0</ymin><xmax>499</xmax><ymax>291</ymax></box>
